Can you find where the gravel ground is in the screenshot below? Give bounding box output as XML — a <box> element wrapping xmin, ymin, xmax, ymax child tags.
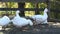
<box><xmin>0</xmin><ymin>22</ymin><xmax>60</xmax><ymax>34</ymax></box>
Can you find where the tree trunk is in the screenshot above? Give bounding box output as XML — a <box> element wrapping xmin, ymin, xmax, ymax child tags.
<box><xmin>35</xmin><ymin>3</ymin><xmax>39</xmax><ymax>15</ymax></box>
<box><xmin>18</xmin><ymin>2</ymin><xmax>25</xmax><ymax>17</ymax></box>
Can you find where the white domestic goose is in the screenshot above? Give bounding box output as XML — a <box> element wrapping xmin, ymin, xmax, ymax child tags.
<box><xmin>11</xmin><ymin>10</ymin><xmax>33</xmax><ymax>27</ymax></box>
<box><xmin>0</xmin><ymin>15</ymin><xmax>10</xmax><ymax>26</ymax></box>
<box><xmin>31</xmin><ymin>8</ymin><xmax>48</xmax><ymax>24</ymax></box>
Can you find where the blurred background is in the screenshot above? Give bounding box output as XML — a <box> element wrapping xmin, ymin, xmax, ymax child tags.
<box><xmin>0</xmin><ymin>0</ymin><xmax>60</xmax><ymax>21</ymax></box>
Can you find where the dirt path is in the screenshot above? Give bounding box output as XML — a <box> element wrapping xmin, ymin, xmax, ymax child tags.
<box><xmin>0</xmin><ymin>22</ymin><xmax>60</xmax><ymax>34</ymax></box>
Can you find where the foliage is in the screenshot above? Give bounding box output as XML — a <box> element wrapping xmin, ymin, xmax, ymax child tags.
<box><xmin>0</xmin><ymin>0</ymin><xmax>60</xmax><ymax>19</ymax></box>
<box><xmin>50</xmin><ymin>0</ymin><xmax>60</xmax><ymax>19</ymax></box>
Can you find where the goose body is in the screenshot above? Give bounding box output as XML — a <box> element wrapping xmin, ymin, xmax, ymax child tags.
<box><xmin>0</xmin><ymin>16</ymin><xmax>10</xmax><ymax>26</ymax></box>
<box><xmin>11</xmin><ymin>10</ymin><xmax>33</xmax><ymax>27</ymax></box>
<box><xmin>31</xmin><ymin>8</ymin><xmax>48</xmax><ymax>24</ymax></box>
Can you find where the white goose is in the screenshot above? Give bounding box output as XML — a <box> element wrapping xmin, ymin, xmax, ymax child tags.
<box><xmin>31</xmin><ymin>8</ymin><xmax>48</xmax><ymax>24</ymax></box>
<box><xmin>0</xmin><ymin>16</ymin><xmax>10</xmax><ymax>26</ymax></box>
<box><xmin>11</xmin><ymin>10</ymin><xmax>33</xmax><ymax>27</ymax></box>
<box><xmin>0</xmin><ymin>15</ymin><xmax>10</xmax><ymax>30</ymax></box>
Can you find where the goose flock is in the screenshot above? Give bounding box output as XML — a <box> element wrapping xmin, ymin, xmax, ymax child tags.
<box><xmin>0</xmin><ymin>8</ymin><xmax>48</xmax><ymax>29</ymax></box>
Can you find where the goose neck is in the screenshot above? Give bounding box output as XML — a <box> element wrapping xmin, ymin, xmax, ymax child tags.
<box><xmin>16</xmin><ymin>13</ymin><xmax>19</xmax><ymax>16</ymax></box>
<box><xmin>43</xmin><ymin>12</ymin><xmax>47</xmax><ymax>16</ymax></box>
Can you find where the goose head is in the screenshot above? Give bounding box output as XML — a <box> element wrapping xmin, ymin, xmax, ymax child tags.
<box><xmin>16</xmin><ymin>10</ymin><xmax>20</xmax><ymax>16</ymax></box>
<box><xmin>44</xmin><ymin>8</ymin><xmax>48</xmax><ymax>13</ymax></box>
<box><xmin>16</xmin><ymin>10</ymin><xmax>20</xmax><ymax>14</ymax></box>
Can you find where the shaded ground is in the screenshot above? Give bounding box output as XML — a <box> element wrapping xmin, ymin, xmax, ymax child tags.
<box><xmin>0</xmin><ymin>22</ymin><xmax>60</xmax><ymax>34</ymax></box>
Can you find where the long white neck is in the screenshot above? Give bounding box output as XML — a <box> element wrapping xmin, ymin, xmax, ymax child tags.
<box><xmin>43</xmin><ymin>12</ymin><xmax>48</xmax><ymax>17</ymax></box>
<box><xmin>43</xmin><ymin>8</ymin><xmax>48</xmax><ymax>17</ymax></box>
<box><xmin>16</xmin><ymin>12</ymin><xmax>19</xmax><ymax>16</ymax></box>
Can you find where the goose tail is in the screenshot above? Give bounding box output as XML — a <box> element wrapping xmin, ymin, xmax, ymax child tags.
<box><xmin>28</xmin><ymin>19</ymin><xmax>33</xmax><ymax>26</ymax></box>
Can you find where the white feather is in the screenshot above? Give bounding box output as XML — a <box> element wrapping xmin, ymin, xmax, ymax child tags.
<box><xmin>11</xmin><ymin>10</ymin><xmax>33</xmax><ymax>27</ymax></box>
<box><xmin>0</xmin><ymin>16</ymin><xmax>10</xmax><ymax>26</ymax></box>
<box><xmin>31</xmin><ymin>8</ymin><xmax>48</xmax><ymax>24</ymax></box>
